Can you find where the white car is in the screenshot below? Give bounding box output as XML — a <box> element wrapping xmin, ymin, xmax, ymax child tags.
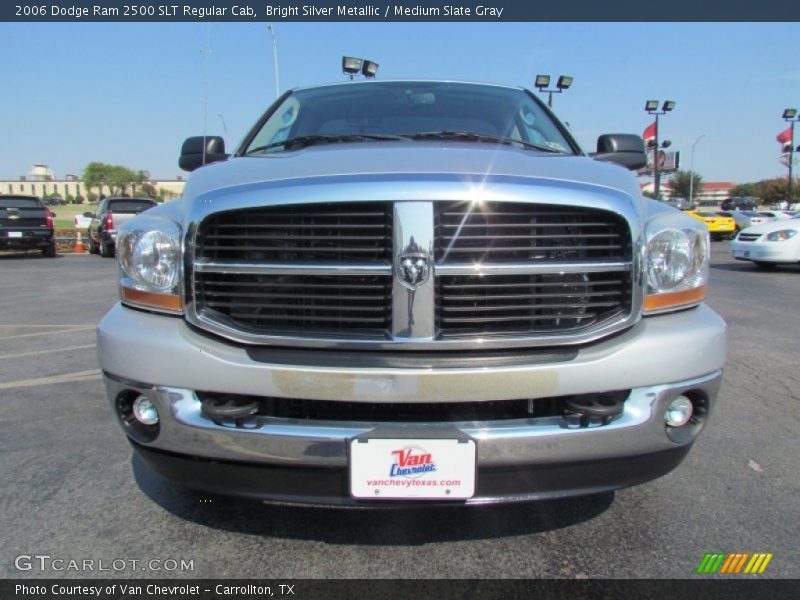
<box><xmin>731</xmin><ymin>217</ymin><xmax>800</xmax><ymax>267</ymax></box>
<box><xmin>757</xmin><ymin>211</ymin><xmax>795</xmax><ymax>220</ymax></box>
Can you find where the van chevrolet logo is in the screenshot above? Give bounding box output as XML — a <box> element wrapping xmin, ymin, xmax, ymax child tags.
<box><xmin>397</xmin><ymin>252</ymin><xmax>430</xmax><ymax>290</ymax></box>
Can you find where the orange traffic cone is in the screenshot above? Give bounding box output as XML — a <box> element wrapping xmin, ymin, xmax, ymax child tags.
<box><xmin>74</xmin><ymin>232</ymin><xmax>85</xmax><ymax>253</ymax></box>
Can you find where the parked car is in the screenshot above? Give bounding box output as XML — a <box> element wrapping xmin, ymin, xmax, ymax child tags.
<box><xmin>98</xmin><ymin>80</ymin><xmax>726</xmax><ymax>506</ymax></box>
<box><xmin>731</xmin><ymin>216</ymin><xmax>800</xmax><ymax>267</ymax></box>
<box><xmin>757</xmin><ymin>211</ymin><xmax>795</xmax><ymax>220</ymax></box>
<box><xmin>0</xmin><ymin>194</ymin><xmax>56</xmax><ymax>257</ymax></box>
<box><xmin>684</xmin><ymin>210</ymin><xmax>736</xmax><ymax>240</ymax></box>
<box><xmin>721</xmin><ymin>197</ymin><xmax>758</xmax><ymax>211</ymax></box>
<box><xmin>717</xmin><ymin>210</ymin><xmax>772</xmax><ymax>232</ymax></box>
<box><xmin>87</xmin><ymin>197</ymin><xmax>157</xmax><ymax>257</ymax></box>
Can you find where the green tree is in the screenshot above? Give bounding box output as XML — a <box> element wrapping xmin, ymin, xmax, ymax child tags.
<box><xmin>754</xmin><ymin>178</ymin><xmax>800</xmax><ymax>206</ymax></box>
<box><xmin>668</xmin><ymin>170</ymin><xmax>704</xmax><ymax>203</ymax></box>
<box><xmin>729</xmin><ymin>182</ymin><xmax>757</xmax><ymax>198</ymax></box>
<box><xmin>81</xmin><ymin>162</ymin><xmax>145</xmax><ymax>197</ymax></box>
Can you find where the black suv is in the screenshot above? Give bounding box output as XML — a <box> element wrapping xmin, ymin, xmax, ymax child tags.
<box><xmin>0</xmin><ymin>195</ymin><xmax>57</xmax><ymax>257</ymax></box>
<box><xmin>721</xmin><ymin>197</ymin><xmax>758</xmax><ymax>211</ymax></box>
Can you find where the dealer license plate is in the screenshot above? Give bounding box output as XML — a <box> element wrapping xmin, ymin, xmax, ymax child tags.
<box><xmin>350</xmin><ymin>438</ymin><xmax>476</xmax><ymax>500</ymax></box>
<box><xmin>7</xmin><ymin>232</ymin><xmax>22</xmax><ymax>238</ymax></box>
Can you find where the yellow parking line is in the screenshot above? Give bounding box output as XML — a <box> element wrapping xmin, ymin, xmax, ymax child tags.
<box><xmin>0</xmin><ymin>344</ymin><xmax>96</xmax><ymax>360</ymax></box>
<box><xmin>0</xmin><ymin>369</ymin><xmax>102</xmax><ymax>390</ymax></box>
<box><xmin>0</xmin><ymin>326</ymin><xmax>95</xmax><ymax>341</ymax></box>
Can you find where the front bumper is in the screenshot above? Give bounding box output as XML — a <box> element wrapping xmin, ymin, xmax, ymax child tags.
<box><xmin>731</xmin><ymin>239</ymin><xmax>800</xmax><ymax>263</ymax></box>
<box><xmin>98</xmin><ymin>303</ymin><xmax>727</xmax><ymax>505</ymax></box>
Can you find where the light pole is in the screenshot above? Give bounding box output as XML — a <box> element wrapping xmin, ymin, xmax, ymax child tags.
<box><xmin>782</xmin><ymin>109</ymin><xmax>799</xmax><ymax>206</ymax></box>
<box><xmin>645</xmin><ymin>100</ymin><xmax>676</xmax><ymax>201</ymax></box>
<box><xmin>267</xmin><ymin>25</ymin><xmax>280</xmax><ymax>98</ymax></box>
<box><xmin>535</xmin><ymin>75</ymin><xmax>573</xmax><ymax>108</ymax></box>
<box><xmin>689</xmin><ymin>134</ymin><xmax>706</xmax><ymax>207</ymax></box>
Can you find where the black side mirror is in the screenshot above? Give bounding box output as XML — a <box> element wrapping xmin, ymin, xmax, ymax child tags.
<box><xmin>179</xmin><ymin>136</ymin><xmax>228</xmax><ymax>172</ymax></box>
<box><xmin>590</xmin><ymin>134</ymin><xmax>647</xmax><ymax>170</ymax></box>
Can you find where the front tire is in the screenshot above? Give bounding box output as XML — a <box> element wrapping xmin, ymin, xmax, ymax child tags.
<box><xmin>753</xmin><ymin>261</ymin><xmax>776</xmax><ymax>269</ymax></box>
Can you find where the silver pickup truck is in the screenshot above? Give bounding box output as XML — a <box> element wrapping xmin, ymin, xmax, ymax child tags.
<box><xmin>98</xmin><ymin>80</ymin><xmax>726</xmax><ymax>506</ymax></box>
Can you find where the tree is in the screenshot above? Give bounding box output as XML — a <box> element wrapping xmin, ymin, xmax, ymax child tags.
<box><xmin>754</xmin><ymin>178</ymin><xmax>800</xmax><ymax>206</ymax></box>
<box><xmin>81</xmin><ymin>162</ymin><xmax>147</xmax><ymax>197</ymax></box>
<box><xmin>729</xmin><ymin>182</ymin><xmax>757</xmax><ymax>198</ymax></box>
<box><xmin>668</xmin><ymin>170</ymin><xmax>703</xmax><ymax>203</ymax></box>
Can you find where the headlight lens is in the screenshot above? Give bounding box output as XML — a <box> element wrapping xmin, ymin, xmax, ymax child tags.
<box><xmin>117</xmin><ymin>217</ymin><xmax>183</xmax><ymax>314</ymax></box>
<box><xmin>765</xmin><ymin>229</ymin><xmax>797</xmax><ymax>242</ymax></box>
<box><xmin>644</xmin><ymin>217</ymin><xmax>708</xmax><ymax>314</ymax></box>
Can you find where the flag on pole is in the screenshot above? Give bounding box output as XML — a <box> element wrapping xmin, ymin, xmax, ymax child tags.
<box><xmin>643</xmin><ymin>121</ymin><xmax>657</xmax><ymax>142</ymax></box>
<box><xmin>776</xmin><ymin>126</ymin><xmax>792</xmax><ymax>144</ymax></box>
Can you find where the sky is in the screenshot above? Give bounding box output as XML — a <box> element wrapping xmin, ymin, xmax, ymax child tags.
<box><xmin>1</xmin><ymin>22</ymin><xmax>798</xmax><ymax>184</ymax></box>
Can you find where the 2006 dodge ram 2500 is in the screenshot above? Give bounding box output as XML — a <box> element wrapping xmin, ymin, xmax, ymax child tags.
<box><xmin>98</xmin><ymin>81</ymin><xmax>726</xmax><ymax>505</ymax></box>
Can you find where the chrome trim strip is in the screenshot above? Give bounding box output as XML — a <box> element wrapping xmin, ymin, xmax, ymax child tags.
<box><xmin>194</xmin><ymin>259</ymin><xmax>391</xmax><ymax>276</ymax></box>
<box><xmin>435</xmin><ymin>261</ymin><xmax>633</xmax><ymax>276</ymax></box>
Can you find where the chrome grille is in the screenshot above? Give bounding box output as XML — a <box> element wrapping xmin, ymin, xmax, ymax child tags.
<box><xmin>197</xmin><ymin>202</ymin><xmax>392</xmax><ymax>262</ymax></box>
<box><xmin>190</xmin><ymin>198</ymin><xmax>636</xmax><ymax>347</ymax></box>
<box><xmin>437</xmin><ymin>273</ymin><xmax>631</xmax><ymax>337</ymax></box>
<box><xmin>736</xmin><ymin>233</ymin><xmax>761</xmax><ymax>242</ymax></box>
<box><xmin>436</xmin><ymin>201</ymin><xmax>629</xmax><ymax>262</ymax></box>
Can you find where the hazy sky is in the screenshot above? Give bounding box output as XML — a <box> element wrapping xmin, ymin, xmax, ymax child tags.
<box><xmin>1</xmin><ymin>22</ymin><xmax>797</xmax><ymax>183</ymax></box>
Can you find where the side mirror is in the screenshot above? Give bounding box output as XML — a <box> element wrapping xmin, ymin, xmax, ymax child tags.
<box><xmin>179</xmin><ymin>136</ymin><xmax>228</xmax><ymax>172</ymax></box>
<box><xmin>590</xmin><ymin>134</ymin><xmax>647</xmax><ymax>170</ymax></box>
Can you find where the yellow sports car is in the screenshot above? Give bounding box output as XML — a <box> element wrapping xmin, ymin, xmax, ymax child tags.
<box><xmin>684</xmin><ymin>210</ymin><xmax>736</xmax><ymax>240</ymax></box>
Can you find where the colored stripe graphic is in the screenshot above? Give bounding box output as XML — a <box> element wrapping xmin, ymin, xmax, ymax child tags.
<box><xmin>697</xmin><ymin>552</ymin><xmax>772</xmax><ymax>575</ymax></box>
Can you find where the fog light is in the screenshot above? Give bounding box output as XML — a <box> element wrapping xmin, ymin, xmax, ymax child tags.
<box><xmin>665</xmin><ymin>396</ymin><xmax>693</xmax><ymax>427</ymax></box>
<box><xmin>132</xmin><ymin>395</ymin><xmax>159</xmax><ymax>425</ymax></box>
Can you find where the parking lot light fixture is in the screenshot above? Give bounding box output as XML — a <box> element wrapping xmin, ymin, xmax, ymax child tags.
<box><xmin>361</xmin><ymin>60</ymin><xmax>379</xmax><ymax>78</ymax></box>
<box><xmin>646</xmin><ymin>99</ymin><xmax>677</xmax><ymax>201</ymax></box>
<box><xmin>342</xmin><ymin>56</ymin><xmax>363</xmax><ymax>79</ymax></box>
<box><xmin>782</xmin><ymin>108</ymin><xmax>799</xmax><ymax>205</ymax></box>
<box><xmin>535</xmin><ymin>74</ymin><xmax>573</xmax><ymax>108</ymax></box>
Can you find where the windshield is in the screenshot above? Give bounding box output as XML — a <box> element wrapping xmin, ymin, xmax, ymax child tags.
<box><xmin>0</xmin><ymin>196</ymin><xmax>42</xmax><ymax>209</ymax></box>
<box><xmin>107</xmin><ymin>199</ymin><xmax>156</xmax><ymax>213</ymax></box>
<box><xmin>242</xmin><ymin>81</ymin><xmax>575</xmax><ymax>156</ymax></box>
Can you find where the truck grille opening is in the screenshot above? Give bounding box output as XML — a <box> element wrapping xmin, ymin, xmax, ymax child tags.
<box><xmin>197</xmin><ymin>202</ymin><xmax>392</xmax><ymax>262</ymax></box>
<box><xmin>195</xmin><ymin>273</ymin><xmax>392</xmax><ymax>337</ymax></box>
<box><xmin>436</xmin><ymin>272</ymin><xmax>631</xmax><ymax>336</ymax></box>
<box><xmin>197</xmin><ymin>390</ymin><xmax>630</xmax><ymax>424</ymax></box>
<box><xmin>435</xmin><ymin>201</ymin><xmax>630</xmax><ymax>263</ymax></box>
<box><xmin>190</xmin><ymin>200</ymin><xmax>634</xmax><ymax>344</ymax></box>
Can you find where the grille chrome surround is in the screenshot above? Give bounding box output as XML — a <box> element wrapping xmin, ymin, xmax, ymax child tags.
<box><xmin>186</xmin><ymin>192</ymin><xmax>642</xmax><ymax>350</ymax></box>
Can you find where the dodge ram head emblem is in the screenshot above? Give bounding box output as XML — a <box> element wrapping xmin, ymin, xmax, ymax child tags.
<box><xmin>397</xmin><ymin>253</ymin><xmax>430</xmax><ymax>290</ymax></box>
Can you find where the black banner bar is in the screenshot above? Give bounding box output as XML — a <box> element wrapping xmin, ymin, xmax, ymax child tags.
<box><xmin>2</xmin><ymin>579</ymin><xmax>800</xmax><ymax>600</ymax></box>
<box><xmin>2</xmin><ymin>0</ymin><xmax>799</xmax><ymax>22</ymax></box>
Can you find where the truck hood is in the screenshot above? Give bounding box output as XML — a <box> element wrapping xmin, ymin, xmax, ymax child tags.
<box><xmin>181</xmin><ymin>142</ymin><xmax>643</xmax><ymax>206</ymax></box>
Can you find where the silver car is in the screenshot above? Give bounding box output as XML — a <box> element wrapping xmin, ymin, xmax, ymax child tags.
<box><xmin>98</xmin><ymin>81</ymin><xmax>726</xmax><ymax>506</ymax></box>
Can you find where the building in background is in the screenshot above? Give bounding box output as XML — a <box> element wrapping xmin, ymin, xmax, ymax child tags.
<box><xmin>0</xmin><ymin>164</ymin><xmax>185</xmax><ymax>201</ymax></box>
<box><xmin>641</xmin><ymin>181</ymin><xmax>735</xmax><ymax>205</ymax></box>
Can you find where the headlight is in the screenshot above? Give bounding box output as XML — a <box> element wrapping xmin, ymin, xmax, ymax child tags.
<box><xmin>644</xmin><ymin>214</ymin><xmax>708</xmax><ymax>314</ymax></box>
<box><xmin>117</xmin><ymin>216</ymin><xmax>183</xmax><ymax>314</ymax></box>
<box><xmin>765</xmin><ymin>229</ymin><xmax>797</xmax><ymax>242</ymax></box>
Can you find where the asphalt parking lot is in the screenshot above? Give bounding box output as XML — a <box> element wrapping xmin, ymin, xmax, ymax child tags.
<box><xmin>1</xmin><ymin>245</ymin><xmax>798</xmax><ymax>579</ymax></box>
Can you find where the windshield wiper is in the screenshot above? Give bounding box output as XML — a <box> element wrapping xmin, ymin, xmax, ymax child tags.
<box><xmin>246</xmin><ymin>134</ymin><xmax>411</xmax><ymax>154</ymax></box>
<box><xmin>405</xmin><ymin>131</ymin><xmax>566</xmax><ymax>153</ymax></box>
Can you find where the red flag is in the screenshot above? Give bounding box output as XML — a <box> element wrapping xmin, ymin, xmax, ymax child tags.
<box><xmin>643</xmin><ymin>121</ymin><xmax>657</xmax><ymax>142</ymax></box>
<box><xmin>777</xmin><ymin>126</ymin><xmax>792</xmax><ymax>144</ymax></box>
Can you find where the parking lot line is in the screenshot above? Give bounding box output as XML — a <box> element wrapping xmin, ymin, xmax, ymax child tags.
<box><xmin>0</xmin><ymin>326</ymin><xmax>95</xmax><ymax>341</ymax></box>
<box><xmin>0</xmin><ymin>343</ymin><xmax>97</xmax><ymax>360</ymax></box>
<box><xmin>0</xmin><ymin>369</ymin><xmax>102</xmax><ymax>390</ymax></box>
